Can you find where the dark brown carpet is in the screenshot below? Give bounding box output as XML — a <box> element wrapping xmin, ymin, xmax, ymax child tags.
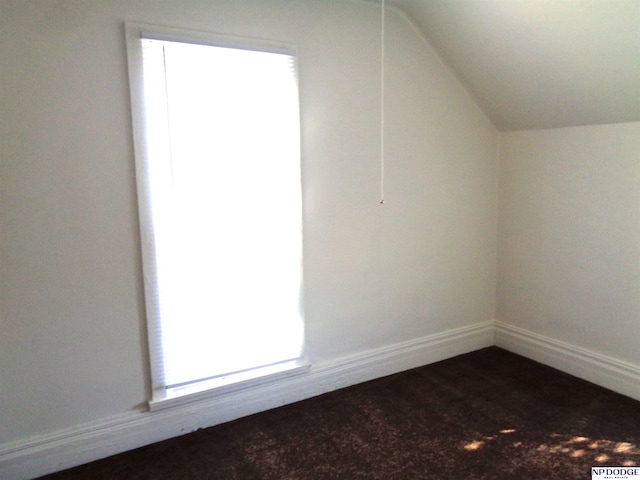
<box><xmin>39</xmin><ymin>347</ymin><xmax>640</xmax><ymax>479</ymax></box>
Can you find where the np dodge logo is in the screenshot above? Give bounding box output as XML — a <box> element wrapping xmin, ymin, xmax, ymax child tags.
<box><xmin>592</xmin><ymin>467</ymin><xmax>640</xmax><ymax>479</ymax></box>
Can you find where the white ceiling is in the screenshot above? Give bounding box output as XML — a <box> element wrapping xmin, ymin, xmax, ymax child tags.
<box><xmin>386</xmin><ymin>0</ymin><xmax>640</xmax><ymax>131</ymax></box>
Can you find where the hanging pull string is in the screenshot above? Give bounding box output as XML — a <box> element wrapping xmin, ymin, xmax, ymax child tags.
<box><xmin>162</xmin><ymin>44</ymin><xmax>176</xmax><ymax>187</ymax></box>
<box><xmin>379</xmin><ymin>0</ymin><xmax>386</xmax><ymax>205</ymax></box>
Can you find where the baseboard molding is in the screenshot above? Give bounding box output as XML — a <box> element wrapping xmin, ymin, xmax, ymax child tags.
<box><xmin>0</xmin><ymin>321</ymin><xmax>494</xmax><ymax>480</ymax></box>
<box><xmin>494</xmin><ymin>321</ymin><xmax>640</xmax><ymax>402</ymax></box>
<box><xmin>6</xmin><ymin>321</ymin><xmax>640</xmax><ymax>480</ymax></box>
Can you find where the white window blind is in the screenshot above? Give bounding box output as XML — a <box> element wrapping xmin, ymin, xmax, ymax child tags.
<box><xmin>127</xmin><ymin>26</ymin><xmax>305</xmax><ymax>405</ymax></box>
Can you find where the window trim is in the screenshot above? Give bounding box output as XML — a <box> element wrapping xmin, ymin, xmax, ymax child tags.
<box><xmin>149</xmin><ymin>359</ymin><xmax>310</xmax><ymax>412</ymax></box>
<box><xmin>124</xmin><ymin>22</ymin><xmax>307</xmax><ymax>410</ymax></box>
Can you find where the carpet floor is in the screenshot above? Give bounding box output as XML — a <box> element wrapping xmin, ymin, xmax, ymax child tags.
<box><xmin>39</xmin><ymin>347</ymin><xmax>640</xmax><ymax>479</ymax></box>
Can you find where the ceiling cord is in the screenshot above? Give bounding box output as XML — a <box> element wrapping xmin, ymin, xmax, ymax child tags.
<box><xmin>379</xmin><ymin>0</ymin><xmax>386</xmax><ymax>205</ymax></box>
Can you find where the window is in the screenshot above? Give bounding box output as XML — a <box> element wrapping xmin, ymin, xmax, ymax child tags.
<box><xmin>126</xmin><ymin>24</ymin><xmax>306</xmax><ymax>409</ymax></box>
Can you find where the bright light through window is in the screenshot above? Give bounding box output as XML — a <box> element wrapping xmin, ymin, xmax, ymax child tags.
<box><xmin>133</xmin><ymin>34</ymin><xmax>304</xmax><ymax>396</ymax></box>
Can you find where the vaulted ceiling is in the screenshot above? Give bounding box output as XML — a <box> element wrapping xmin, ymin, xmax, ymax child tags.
<box><xmin>386</xmin><ymin>0</ymin><xmax>640</xmax><ymax>131</ymax></box>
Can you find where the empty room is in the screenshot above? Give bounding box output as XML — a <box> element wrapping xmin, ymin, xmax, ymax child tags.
<box><xmin>1</xmin><ymin>0</ymin><xmax>639</xmax><ymax>479</ymax></box>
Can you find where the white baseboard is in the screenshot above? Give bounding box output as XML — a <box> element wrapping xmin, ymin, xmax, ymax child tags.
<box><xmin>0</xmin><ymin>321</ymin><xmax>494</xmax><ymax>480</ymax></box>
<box><xmin>5</xmin><ymin>321</ymin><xmax>639</xmax><ymax>480</ymax></box>
<box><xmin>494</xmin><ymin>321</ymin><xmax>640</xmax><ymax>402</ymax></box>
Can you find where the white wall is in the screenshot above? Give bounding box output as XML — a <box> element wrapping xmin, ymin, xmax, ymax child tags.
<box><xmin>497</xmin><ymin>122</ymin><xmax>640</xmax><ymax>368</ymax></box>
<box><xmin>0</xmin><ymin>0</ymin><xmax>498</xmax><ymax>471</ymax></box>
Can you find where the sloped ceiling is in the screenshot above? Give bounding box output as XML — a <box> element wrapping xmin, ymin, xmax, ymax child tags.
<box><xmin>386</xmin><ymin>0</ymin><xmax>640</xmax><ymax>131</ymax></box>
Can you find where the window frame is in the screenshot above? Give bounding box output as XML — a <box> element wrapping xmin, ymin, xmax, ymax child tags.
<box><xmin>124</xmin><ymin>22</ymin><xmax>308</xmax><ymax>411</ymax></box>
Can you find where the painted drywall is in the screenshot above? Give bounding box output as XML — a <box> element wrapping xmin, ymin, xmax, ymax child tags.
<box><xmin>393</xmin><ymin>0</ymin><xmax>640</xmax><ymax>131</ymax></box>
<box><xmin>0</xmin><ymin>0</ymin><xmax>498</xmax><ymax>450</ymax></box>
<box><xmin>497</xmin><ymin>122</ymin><xmax>640</xmax><ymax>367</ymax></box>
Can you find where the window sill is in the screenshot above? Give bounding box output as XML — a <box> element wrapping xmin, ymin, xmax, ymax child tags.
<box><xmin>148</xmin><ymin>359</ymin><xmax>310</xmax><ymax>412</ymax></box>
